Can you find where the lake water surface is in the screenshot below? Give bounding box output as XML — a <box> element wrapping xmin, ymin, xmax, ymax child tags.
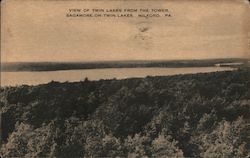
<box><xmin>1</xmin><ymin>67</ymin><xmax>235</xmax><ymax>86</ymax></box>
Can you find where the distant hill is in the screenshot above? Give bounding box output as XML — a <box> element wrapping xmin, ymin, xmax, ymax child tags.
<box><xmin>1</xmin><ymin>58</ymin><xmax>248</xmax><ymax>72</ymax></box>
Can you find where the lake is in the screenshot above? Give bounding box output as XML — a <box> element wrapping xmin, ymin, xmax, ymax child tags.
<box><xmin>1</xmin><ymin>67</ymin><xmax>235</xmax><ymax>87</ymax></box>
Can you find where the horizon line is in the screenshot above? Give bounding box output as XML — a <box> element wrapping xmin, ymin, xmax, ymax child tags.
<box><xmin>2</xmin><ymin>57</ymin><xmax>249</xmax><ymax>64</ymax></box>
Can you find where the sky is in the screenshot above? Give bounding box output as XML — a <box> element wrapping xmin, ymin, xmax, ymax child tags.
<box><xmin>1</xmin><ymin>0</ymin><xmax>250</xmax><ymax>62</ymax></box>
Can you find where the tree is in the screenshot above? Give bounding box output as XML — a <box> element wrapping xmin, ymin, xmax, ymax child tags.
<box><xmin>151</xmin><ymin>133</ymin><xmax>183</xmax><ymax>158</ymax></box>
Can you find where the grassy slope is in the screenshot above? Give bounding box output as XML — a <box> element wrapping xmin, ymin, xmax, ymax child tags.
<box><xmin>0</xmin><ymin>68</ymin><xmax>250</xmax><ymax>157</ymax></box>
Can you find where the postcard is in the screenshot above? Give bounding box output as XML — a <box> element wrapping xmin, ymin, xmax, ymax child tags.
<box><xmin>1</xmin><ymin>0</ymin><xmax>250</xmax><ymax>157</ymax></box>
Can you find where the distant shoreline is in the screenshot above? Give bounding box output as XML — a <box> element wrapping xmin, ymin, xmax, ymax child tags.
<box><xmin>1</xmin><ymin>58</ymin><xmax>248</xmax><ymax>72</ymax></box>
<box><xmin>0</xmin><ymin>67</ymin><xmax>238</xmax><ymax>87</ymax></box>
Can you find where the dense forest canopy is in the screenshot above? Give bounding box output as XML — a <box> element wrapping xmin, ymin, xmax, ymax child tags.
<box><xmin>0</xmin><ymin>68</ymin><xmax>250</xmax><ymax>157</ymax></box>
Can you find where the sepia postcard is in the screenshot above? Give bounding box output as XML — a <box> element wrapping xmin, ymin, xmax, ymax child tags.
<box><xmin>0</xmin><ymin>0</ymin><xmax>250</xmax><ymax>157</ymax></box>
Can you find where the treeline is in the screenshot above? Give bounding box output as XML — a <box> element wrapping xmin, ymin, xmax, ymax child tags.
<box><xmin>2</xmin><ymin>58</ymin><xmax>248</xmax><ymax>72</ymax></box>
<box><xmin>0</xmin><ymin>68</ymin><xmax>250</xmax><ymax>157</ymax></box>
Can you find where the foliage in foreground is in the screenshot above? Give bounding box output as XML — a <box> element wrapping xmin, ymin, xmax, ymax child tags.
<box><xmin>0</xmin><ymin>68</ymin><xmax>250</xmax><ymax>157</ymax></box>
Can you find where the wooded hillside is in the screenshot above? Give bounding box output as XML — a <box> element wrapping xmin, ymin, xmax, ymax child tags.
<box><xmin>1</xmin><ymin>68</ymin><xmax>250</xmax><ymax>157</ymax></box>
